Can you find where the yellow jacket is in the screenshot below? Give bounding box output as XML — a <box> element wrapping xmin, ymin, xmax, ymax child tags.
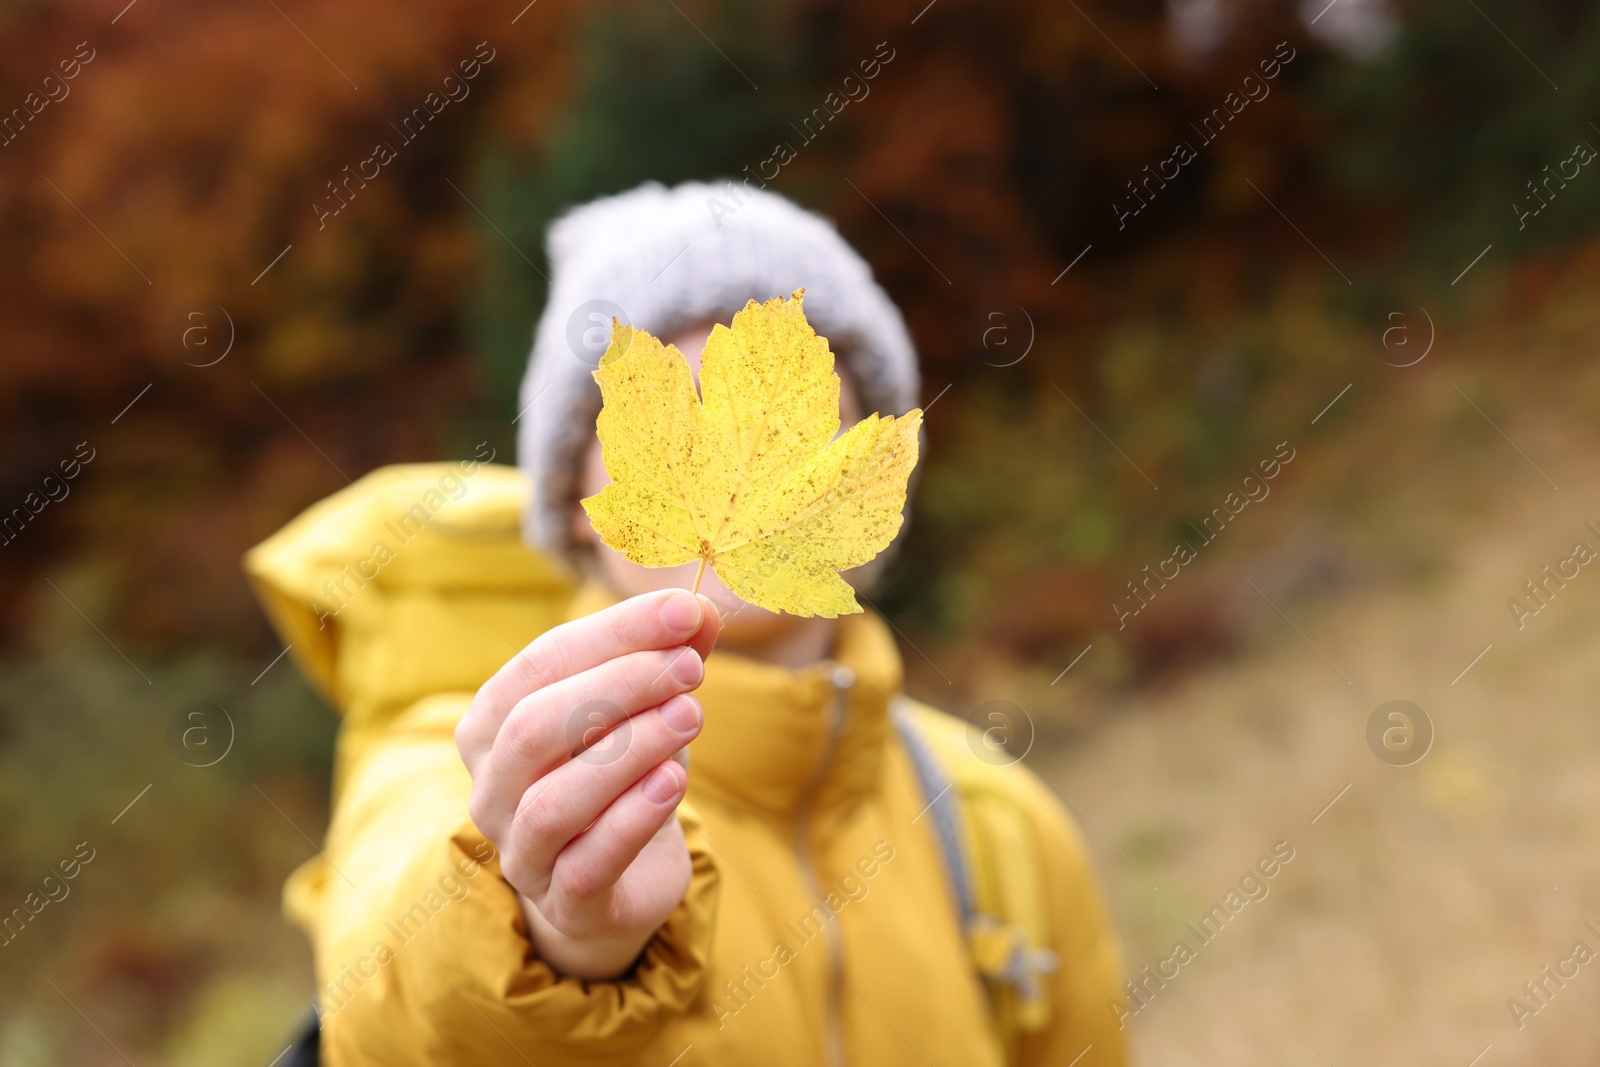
<box><xmin>246</xmin><ymin>462</ymin><xmax>1127</xmax><ymax>1067</ymax></box>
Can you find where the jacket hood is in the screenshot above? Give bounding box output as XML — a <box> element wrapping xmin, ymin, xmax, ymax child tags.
<box><xmin>244</xmin><ymin>462</ymin><xmax>576</xmax><ymax>795</ymax></box>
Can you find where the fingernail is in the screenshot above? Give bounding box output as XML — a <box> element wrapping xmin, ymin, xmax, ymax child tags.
<box><xmin>661</xmin><ymin>694</ymin><xmax>701</xmax><ymax>734</ymax></box>
<box><xmin>668</xmin><ymin>647</ymin><xmax>703</xmax><ymax>686</ymax></box>
<box><xmin>642</xmin><ymin>764</ymin><xmax>682</xmax><ymax>805</ymax></box>
<box><xmin>660</xmin><ymin>591</ymin><xmax>701</xmax><ymax>634</ymax></box>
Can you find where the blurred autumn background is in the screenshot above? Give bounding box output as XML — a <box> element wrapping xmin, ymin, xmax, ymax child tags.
<box><xmin>7</xmin><ymin>0</ymin><xmax>1600</xmax><ymax>1063</ymax></box>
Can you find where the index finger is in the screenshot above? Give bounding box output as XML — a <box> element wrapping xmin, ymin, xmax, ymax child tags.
<box><xmin>464</xmin><ymin>588</ymin><xmax>719</xmax><ymax>743</ymax></box>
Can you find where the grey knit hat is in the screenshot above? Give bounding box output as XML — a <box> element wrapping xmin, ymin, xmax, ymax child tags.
<box><xmin>517</xmin><ymin>179</ymin><xmax>922</xmax><ymax>561</ymax></box>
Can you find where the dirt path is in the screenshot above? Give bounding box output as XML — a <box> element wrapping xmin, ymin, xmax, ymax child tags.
<box><xmin>1041</xmin><ymin>359</ymin><xmax>1600</xmax><ymax>1066</ymax></box>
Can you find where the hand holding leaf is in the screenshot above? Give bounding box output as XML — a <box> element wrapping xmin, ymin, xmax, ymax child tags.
<box><xmin>581</xmin><ymin>290</ymin><xmax>922</xmax><ymax>618</ymax></box>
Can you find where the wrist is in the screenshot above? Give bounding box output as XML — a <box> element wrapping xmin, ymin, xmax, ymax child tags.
<box><xmin>519</xmin><ymin>894</ymin><xmax>658</xmax><ymax>980</ymax></box>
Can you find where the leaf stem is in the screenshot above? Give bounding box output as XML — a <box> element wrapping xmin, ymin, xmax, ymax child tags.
<box><xmin>691</xmin><ymin>557</ymin><xmax>708</xmax><ymax>595</ymax></box>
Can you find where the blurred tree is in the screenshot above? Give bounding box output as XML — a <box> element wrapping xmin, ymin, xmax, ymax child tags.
<box><xmin>1325</xmin><ymin>0</ymin><xmax>1600</xmax><ymax>265</ymax></box>
<box><xmin>466</xmin><ymin>0</ymin><xmax>816</xmax><ymax>410</ymax></box>
<box><xmin>0</xmin><ymin>0</ymin><xmax>1598</xmax><ymax>680</ymax></box>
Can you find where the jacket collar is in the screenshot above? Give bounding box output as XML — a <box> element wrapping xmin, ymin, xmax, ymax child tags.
<box><xmin>566</xmin><ymin>583</ymin><xmax>903</xmax><ymax>825</ymax></box>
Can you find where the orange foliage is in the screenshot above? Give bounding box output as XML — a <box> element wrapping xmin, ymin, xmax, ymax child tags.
<box><xmin>0</xmin><ymin>0</ymin><xmax>1344</xmax><ymax>653</ymax></box>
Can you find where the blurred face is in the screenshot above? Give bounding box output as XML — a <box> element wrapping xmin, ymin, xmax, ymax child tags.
<box><xmin>572</xmin><ymin>321</ymin><xmax>865</xmax><ymax>648</ymax></box>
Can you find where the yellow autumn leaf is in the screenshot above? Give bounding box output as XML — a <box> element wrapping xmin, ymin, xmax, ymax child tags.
<box><xmin>581</xmin><ymin>290</ymin><xmax>922</xmax><ymax>618</ymax></box>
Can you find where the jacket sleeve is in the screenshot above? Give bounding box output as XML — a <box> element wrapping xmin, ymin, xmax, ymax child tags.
<box><xmin>1018</xmin><ymin>788</ymin><xmax>1128</xmax><ymax>1067</ymax></box>
<box><xmin>303</xmin><ymin>692</ymin><xmax>721</xmax><ymax>1067</ymax></box>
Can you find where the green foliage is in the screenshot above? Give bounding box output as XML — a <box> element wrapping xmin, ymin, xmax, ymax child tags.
<box><xmin>0</xmin><ymin>575</ymin><xmax>334</xmax><ymax>1062</ymax></box>
<box><xmin>1324</xmin><ymin>0</ymin><xmax>1600</xmax><ymax>262</ymax></box>
<box><xmin>465</xmin><ymin>0</ymin><xmax>817</xmax><ymax>412</ymax></box>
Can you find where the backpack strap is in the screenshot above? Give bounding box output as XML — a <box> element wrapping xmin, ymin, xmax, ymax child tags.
<box><xmin>891</xmin><ymin>699</ymin><xmax>1058</xmax><ymax>1063</ymax></box>
<box><xmin>892</xmin><ymin>698</ymin><xmax>976</xmax><ymax>927</ymax></box>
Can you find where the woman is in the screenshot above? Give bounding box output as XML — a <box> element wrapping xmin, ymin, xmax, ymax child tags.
<box><xmin>247</xmin><ymin>181</ymin><xmax>1127</xmax><ymax>1066</ymax></box>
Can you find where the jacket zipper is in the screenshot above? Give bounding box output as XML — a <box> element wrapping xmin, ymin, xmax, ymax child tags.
<box><xmin>793</xmin><ymin>663</ymin><xmax>854</xmax><ymax>1067</ymax></box>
